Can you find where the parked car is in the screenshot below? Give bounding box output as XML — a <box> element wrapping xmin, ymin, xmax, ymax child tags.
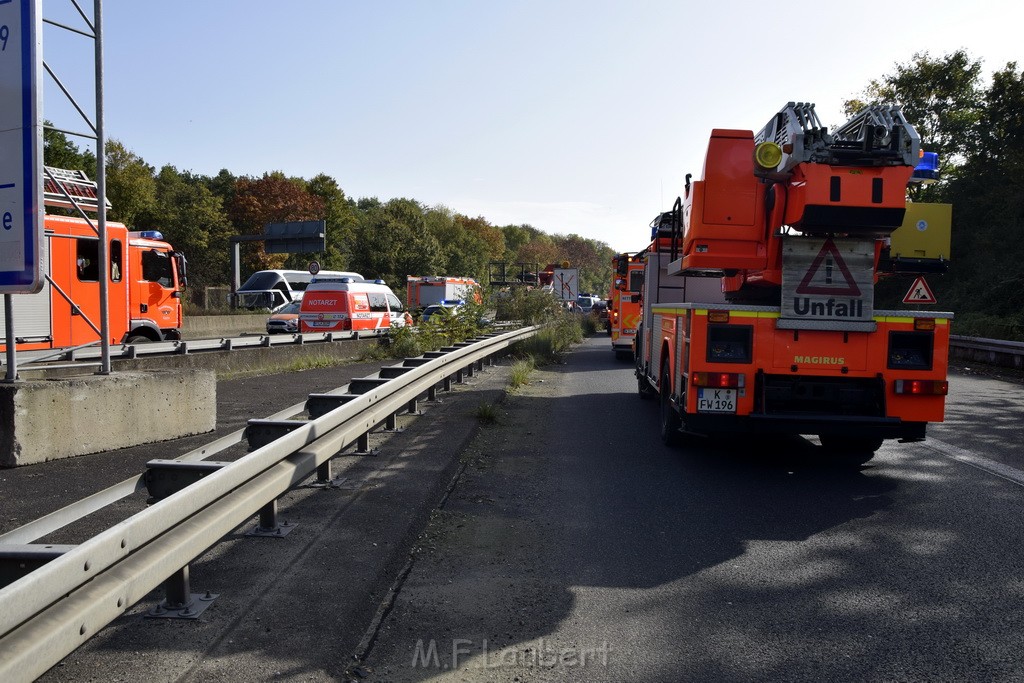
<box><xmin>266</xmin><ymin>299</ymin><xmax>302</xmax><ymax>334</ymax></box>
<box><xmin>576</xmin><ymin>295</ymin><xmax>600</xmax><ymax>313</ymax></box>
<box><xmin>421</xmin><ymin>300</ymin><xmax>463</xmax><ymax>323</ymax></box>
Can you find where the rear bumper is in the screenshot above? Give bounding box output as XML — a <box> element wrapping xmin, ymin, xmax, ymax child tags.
<box><xmin>681</xmin><ymin>412</ymin><xmax>927</xmax><ymax>441</ymax></box>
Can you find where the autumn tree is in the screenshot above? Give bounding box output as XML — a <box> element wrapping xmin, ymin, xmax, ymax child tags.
<box><xmin>228</xmin><ymin>173</ymin><xmax>325</xmax><ymax>275</ymax></box>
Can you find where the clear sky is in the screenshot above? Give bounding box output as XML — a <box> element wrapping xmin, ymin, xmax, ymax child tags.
<box><xmin>40</xmin><ymin>0</ymin><xmax>1023</xmax><ymax>253</ymax></box>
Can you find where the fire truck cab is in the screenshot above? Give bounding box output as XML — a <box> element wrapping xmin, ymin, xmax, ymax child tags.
<box><xmin>1</xmin><ymin>169</ymin><xmax>186</xmax><ymax>353</ymax></box>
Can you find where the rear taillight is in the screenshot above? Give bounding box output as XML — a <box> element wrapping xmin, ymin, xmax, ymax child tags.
<box><xmin>341</xmin><ymin>318</ymin><xmax>352</xmax><ymax>331</ymax></box>
<box><xmin>893</xmin><ymin>379</ymin><xmax>948</xmax><ymax>395</ymax></box>
<box><xmin>692</xmin><ymin>372</ymin><xmax>744</xmax><ymax>389</ymax></box>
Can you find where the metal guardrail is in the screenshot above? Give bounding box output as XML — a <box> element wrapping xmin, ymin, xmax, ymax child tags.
<box><xmin>2</xmin><ymin>329</ymin><xmax>384</xmax><ymax>368</ymax></box>
<box><xmin>949</xmin><ymin>335</ymin><xmax>1024</xmax><ymax>369</ymax></box>
<box><xmin>3</xmin><ymin>322</ymin><xmax>525</xmax><ymax>370</ymax></box>
<box><xmin>0</xmin><ymin>325</ymin><xmax>538</xmax><ymax>682</ymax></box>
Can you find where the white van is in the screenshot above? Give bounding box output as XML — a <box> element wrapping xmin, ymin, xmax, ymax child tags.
<box><xmin>299</xmin><ymin>278</ymin><xmax>411</xmax><ymax>333</ymax></box>
<box><xmin>234</xmin><ymin>269</ymin><xmax>363</xmax><ymax>309</ymax></box>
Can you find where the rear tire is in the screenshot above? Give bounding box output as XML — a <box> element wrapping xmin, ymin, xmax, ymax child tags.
<box><xmin>660</xmin><ymin>369</ymin><xmax>683</xmax><ymax>447</ymax></box>
<box><xmin>126</xmin><ymin>335</ymin><xmax>152</xmax><ymax>344</ymax></box>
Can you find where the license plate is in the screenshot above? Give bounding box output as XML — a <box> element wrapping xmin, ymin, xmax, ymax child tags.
<box><xmin>697</xmin><ymin>388</ymin><xmax>736</xmax><ymax>413</ymax></box>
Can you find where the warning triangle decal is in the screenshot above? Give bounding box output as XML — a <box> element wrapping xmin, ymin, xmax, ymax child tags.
<box><xmin>796</xmin><ymin>239</ymin><xmax>861</xmax><ymax>296</ymax></box>
<box><xmin>902</xmin><ymin>276</ymin><xmax>937</xmax><ymax>304</ymax></box>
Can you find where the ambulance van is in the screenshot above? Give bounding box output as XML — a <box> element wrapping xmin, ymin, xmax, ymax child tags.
<box><xmin>298</xmin><ymin>277</ymin><xmax>411</xmax><ymax>333</ymax></box>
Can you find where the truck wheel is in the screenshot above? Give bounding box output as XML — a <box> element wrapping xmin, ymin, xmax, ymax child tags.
<box><xmin>819</xmin><ymin>434</ymin><xmax>882</xmax><ymax>466</ymax></box>
<box><xmin>126</xmin><ymin>335</ymin><xmax>152</xmax><ymax>344</ymax></box>
<box><xmin>660</xmin><ymin>369</ymin><xmax>682</xmax><ymax>447</ymax></box>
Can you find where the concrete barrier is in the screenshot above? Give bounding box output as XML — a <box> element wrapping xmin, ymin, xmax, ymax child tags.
<box><xmin>0</xmin><ymin>369</ymin><xmax>216</xmax><ymax>468</ymax></box>
<box><xmin>182</xmin><ymin>314</ymin><xmax>268</xmax><ymax>338</ymax></box>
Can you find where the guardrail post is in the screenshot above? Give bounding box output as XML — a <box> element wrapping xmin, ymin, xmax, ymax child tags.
<box><xmin>475</xmin><ymin>359</ymin><xmax>484</xmax><ymax>372</ymax></box>
<box><xmin>246</xmin><ymin>499</ymin><xmax>296</xmax><ymax>538</ymax></box>
<box><xmin>353</xmin><ymin>431</ymin><xmax>379</xmax><ymax>456</ymax></box>
<box><xmin>317</xmin><ymin>461</ymin><xmax>332</xmax><ymax>482</ymax></box>
<box><xmin>427</xmin><ymin>385</ymin><xmax>439</xmax><ymax>402</ymax></box>
<box><xmin>147</xmin><ymin>565</ymin><xmax>218</xmax><ymax>620</ymax></box>
<box><xmin>443</xmin><ymin>377</ymin><xmax>453</xmax><ymax>391</ymax></box>
<box><xmin>455</xmin><ymin>369</ymin><xmax>464</xmax><ymax>384</ymax></box>
<box><xmin>407</xmin><ymin>398</ymin><xmax>420</xmax><ymax>415</ymax></box>
<box><xmin>487</xmin><ymin>355</ymin><xmax>494</xmax><ymax>367</ymax></box>
<box><xmin>466</xmin><ymin>364</ymin><xmax>475</xmax><ymax>378</ymax></box>
<box><xmin>383</xmin><ymin>413</ymin><xmax>402</xmax><ymax>432</ymax></box>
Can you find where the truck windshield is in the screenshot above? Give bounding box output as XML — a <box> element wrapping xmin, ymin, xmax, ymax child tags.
<box><xmin>141</xmin><ymin>250</ymin><xmax>174</xmax><ymax>288</ymax></box>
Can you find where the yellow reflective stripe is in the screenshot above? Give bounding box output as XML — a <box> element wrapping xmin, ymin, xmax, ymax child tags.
<box><xmin>731</xmin><ymin>310</ymin><xmax>779</xmax><ymax>319</ymax></box>
<box><xmin>875</xmin><ymin>316</ymin><xmax>949</xmax><ymax>325</ymax></box>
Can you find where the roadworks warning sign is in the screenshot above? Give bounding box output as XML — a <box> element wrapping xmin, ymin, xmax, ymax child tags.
<box><xmin>780</xmin><ymin>237</ymin><xmax>875</xmax><ymax>329</ymax></box>
<box><xmin>902</xmin><ymin>276</ymin><xmax>937</xmax><ymax>304</ymax></box>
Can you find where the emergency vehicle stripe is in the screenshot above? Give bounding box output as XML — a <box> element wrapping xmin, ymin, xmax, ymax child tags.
<box><xmin>873</xmin><ymin>316</ymin><xmax>949</xmax><ymax>324</ymax></box>
<box><xmin>691</xmin><ymin>309</ymin><xmax>780</xmax><ymax>318</ymax></box>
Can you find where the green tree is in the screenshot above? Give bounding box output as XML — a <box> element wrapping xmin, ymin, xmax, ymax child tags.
<box><xmin>143</xmin><ymin>165</ymin><xmax>234</xmax><ymax>295</ymax></box>
<box><xmin>42</xmin><ymin>124</ymin><xmax>96</xmax><ymax>171</ymax></box>
<box><xmin>349</xmin><ymin>198</ymin><xmax>441</xmax><ymax>289</ymax></box>
<box><xmin>850</xmin><ymin>52</ymin><xmax>1024</xmax><ymax>337</ymax></box>
<box><xmin>104</xmin><ymin>140</ymin><xmax>156</xmax><ymax>227</ymax></box>
<box><xmin>844</xmin><ymin>50</ymin><xmax>984</xmax><ymax>186</ymax></box>
<box><xmin>303</xmin><ymin>173</ymin><xmax>358</xmax><ymax>272</ymax></box>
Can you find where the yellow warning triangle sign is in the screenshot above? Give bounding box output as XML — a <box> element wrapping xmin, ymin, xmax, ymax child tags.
<box><xmin>902</xmin><ymin>276</ymin><xmax>937</xmax><ymax>304</ymax></box>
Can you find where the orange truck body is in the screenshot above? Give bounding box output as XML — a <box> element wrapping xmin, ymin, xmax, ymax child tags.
<box><xmin>609</xmin><ymin>253</ymin><xmax>644</xmax><ymax>359</ymax></box>
<box><xmin>1</xmin><ymin>214</ymin><xmax>184</xmax><ymax>352</ymax></box>
<box><xmin>636</xmin><ymin>103</ymin><xmax>952</xmax><ymax>455</ymax></box>
<box><xmin>405</xmin><ymin>276</ymin><xmax>481</xmax><ymax>314</ymax></box>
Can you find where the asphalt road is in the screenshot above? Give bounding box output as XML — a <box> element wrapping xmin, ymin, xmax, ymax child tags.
<box><xmin>361</xmin><ymin>335</ymin><xmax>1024</xmax><ymax>683</ymax></box>
<box><xmin>4</xmin><ymin>334</ymin><xmax>1024</xmax><ymax>682</ymax></box>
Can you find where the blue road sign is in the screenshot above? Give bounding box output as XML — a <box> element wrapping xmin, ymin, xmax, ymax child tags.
<box><xmin>0</xmin><ymin>0</ymin><xmax>43</xmax><ymax>293</ymax></box>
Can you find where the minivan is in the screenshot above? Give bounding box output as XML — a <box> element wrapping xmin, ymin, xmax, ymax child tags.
<box><xmin>299</xmin><ymin>278</ymin><xmax>411</xmax><ymax>333</ymax></box>
<box><xmin>234</xmin><ymin>269</ymin><xmax>363</xmax><ymax>309</ymax></box>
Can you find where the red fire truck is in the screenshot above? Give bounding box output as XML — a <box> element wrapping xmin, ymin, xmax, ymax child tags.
<box><xmin>635</xmin><ymin>103</ymin><xmax>952</xmax><ymax>464</ymax></box>
<box><xmin>609</xmin><ymin>252</ymin><xmax>644</xmax><ymax>360</ymax></box>
<box><xmin>1</xmin><ymin>169</ymin><xmax>186</xmax><ymax>352</ymax></box>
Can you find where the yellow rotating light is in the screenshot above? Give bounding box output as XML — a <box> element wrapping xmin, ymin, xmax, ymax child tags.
<box><xmin>754</xmin><ymin>141</ymin><xmax>783</xmax><ymax>170</ymax></box>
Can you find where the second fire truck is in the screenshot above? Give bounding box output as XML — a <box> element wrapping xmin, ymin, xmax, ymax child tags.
<box><xmin>609</xmin><ymin>252</ymin><xmax>644</xmax><ymax>360</ymax></box>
